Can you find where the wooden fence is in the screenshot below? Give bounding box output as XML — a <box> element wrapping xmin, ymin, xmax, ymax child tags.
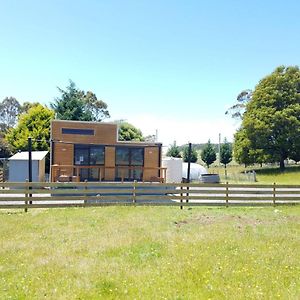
<box><xmin>0</xmin><ymin>181</ymin><xmax>299</xmax><ymax>211</ymax></box>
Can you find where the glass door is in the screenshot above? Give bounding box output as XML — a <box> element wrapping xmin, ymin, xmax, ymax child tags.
<box><xmin>115</xmin><ymin>147</ymin><xmax>144</xmax><ymax>181</ymax></box>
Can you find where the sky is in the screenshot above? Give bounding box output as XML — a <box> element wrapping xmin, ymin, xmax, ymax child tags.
<box><xmin>0</xmin><ymin>0</ymin><xmax>299</xmax><ymax>147</ymax></box>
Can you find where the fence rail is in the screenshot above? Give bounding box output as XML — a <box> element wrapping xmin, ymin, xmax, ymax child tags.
<box><xmin>0</xmin><ymin>181</ymin><xmax>300</xmax><ymax>211</ymax></box>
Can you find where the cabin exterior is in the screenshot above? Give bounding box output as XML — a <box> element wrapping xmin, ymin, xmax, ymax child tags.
<box><xmin>50</xmin><ymin>120</ymin><xmax>165</xmax><ymax>182</ymax></box>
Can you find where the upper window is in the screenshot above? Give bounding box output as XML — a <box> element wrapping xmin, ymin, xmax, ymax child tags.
<box><xmin>62</xmin><ymin>128</ymin><xmax>94</xmax><ymax>135</ymax></box>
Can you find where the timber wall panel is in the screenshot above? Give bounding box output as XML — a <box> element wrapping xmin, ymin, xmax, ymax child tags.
<box><xmin>51</xmin><ymin>120</ymin><xmax>118</xmax><ymax>144</ymax></box>
<box><xmin>143</xmin><ymin>147</ymin><xmax>159</xmax><ymax>181</ymax></box>
<box><xmin>105</xmin><ymin>147</ymin><xmax>115</xmax><ymax>180</ymax></box>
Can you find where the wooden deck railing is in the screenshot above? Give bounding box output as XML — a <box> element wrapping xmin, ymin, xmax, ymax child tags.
<box><xmin>51</xmin><ymin>165</ymin><xmax>167</xmax><ymax>183</ymax></box>
<box><xmin>0</xmin><ymin>182</ymin><xmax>299</xmax><ymax>211</ymax></box>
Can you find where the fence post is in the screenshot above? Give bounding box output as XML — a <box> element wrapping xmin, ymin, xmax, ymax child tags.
<box><xmin>133</xmin><ymin>180</ymin><xmax>137</xmax><ymax>205</ymax></box>
<box><xmin>273</xmin><ymin>182</ymin><xmax>276</xmax><ymax>206</ymax></box>
<box><xmin>25</xmin><ymin>179</ymin><xmax>29</xmax><ymax>213</ymax></box>
<box><xmin>84</xmin><ymin>179</ymin><xmax>88</xmax><ymax>205</ymax></box>
<box><xmin>226</xmin><ymin>182</ymin><xmax>229</xmax><ymax>207</ymax></box>
<box><xmin>180</xmin><ymin>185</ymin><xmax>183</xmax><ymax>210</ymax></box>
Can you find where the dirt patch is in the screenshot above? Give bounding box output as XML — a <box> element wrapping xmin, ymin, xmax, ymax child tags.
<box><xmin>174</xmin><ymin>214</ymin><xmax>268</xmax><ymax>228</ymax></box>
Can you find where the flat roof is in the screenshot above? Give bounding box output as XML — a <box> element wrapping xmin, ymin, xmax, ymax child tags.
<box><xmin>51</xmin><ymin>119</ymin><xmax>117</xmax><ymax>126</ymax></box>
<box><xmin>9</xmin><ymin>151</ymin><xmax>48</xmax><ymax>161</ymax></box>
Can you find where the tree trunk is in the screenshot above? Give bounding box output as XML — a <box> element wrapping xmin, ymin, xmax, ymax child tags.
<box><xmin>279</xmin><ymin>157</ymin><xmax>285</xmax><ymax>171</ymax></box>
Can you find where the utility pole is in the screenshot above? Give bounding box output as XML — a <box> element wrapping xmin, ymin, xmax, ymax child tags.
<box><xmin>187</xmin><ymin>142</ymin><xmax>192</xmax><ymax>183</ymax></box>
<box><xmin>28</xmin><ymin>137</ymin><xmax>32</xmax><ymax>204</ymax></box>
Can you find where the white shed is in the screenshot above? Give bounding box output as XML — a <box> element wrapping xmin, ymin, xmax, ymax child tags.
<box><xmin>8</xmin><ymin>151</ymin><xmax>48</xmax><ymax>182</ymax></box>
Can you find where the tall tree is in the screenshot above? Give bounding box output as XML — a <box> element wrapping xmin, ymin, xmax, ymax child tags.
<box><xmin>234</xmin><ymin>66</ymin><xmax>300</xmax><ymax>170</ymax></box>
<box><xmin>6</xmin><ymin>104</ymin><xmax>54</xmax><ymax>152</ymax></box>
<box><xmin>166</xmin><ymin>143</ymin><xmax>181</xmax><ymax>158</ymax></box>
<box><xmin>201</xmin><ymin>140</ymin><xmax>216</xmax><ymax>168</ymax></box>
<box><xmin>0</xmin><ymin>97</ymin><xmax>22</xmax><ymax>132</ymax></box>
<box><xmin>118</xmin><ymin>122</ymin><xmax>144</xmax><ymax>141</ymax></box>
<box><xmin>182</xmin><ymin>145</ymin><xmax>198</xmax><ymax>163</ymax></box>
<box><xmin>50</xmin><ymin>80</ymin><xmax>109</xmax><ymax>121</ymax></box>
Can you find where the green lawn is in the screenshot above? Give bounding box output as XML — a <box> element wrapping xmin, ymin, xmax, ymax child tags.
<box><xmin>1</xmin><ymin>206</ymin><xmax>300</xmax><ymax>299</ymax></box>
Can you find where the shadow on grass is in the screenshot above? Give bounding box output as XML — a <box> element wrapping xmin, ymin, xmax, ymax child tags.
<box><xmin>253</xmin><ymin>165</ymin><xmax>300</xmax><ymax>175</ymax></box>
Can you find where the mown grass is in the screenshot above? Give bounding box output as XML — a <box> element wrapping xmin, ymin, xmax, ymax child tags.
<box><xmin>0</xmin><ymin>206</ymin><xmax>300</xmax><ymax>299</ymax></box>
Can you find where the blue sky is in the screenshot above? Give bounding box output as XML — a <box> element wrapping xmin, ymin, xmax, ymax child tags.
<box><xmin>0</xmin><ymin>0</ymin><xmax>299</xmax><ymax>146</ymax></box>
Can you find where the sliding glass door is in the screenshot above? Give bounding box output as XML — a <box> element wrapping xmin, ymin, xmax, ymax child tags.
<box><xmin>74</xmin><ymin>145</ymin><xmax>104</xmax><ymax>181</ymax></box>
<box><xmin>115</xmin><ymin>147</ymin><xmax>144</xmax><ymax>181</ymax></box>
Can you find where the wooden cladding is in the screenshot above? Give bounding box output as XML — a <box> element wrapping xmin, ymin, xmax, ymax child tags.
<box><xmin>53</xmin><ymin>142</ymin><xmax>74</xmax><ymax>166</ymax></box>
<box><xmin>52</xmin><ymin>120</ymin><xmax>118</xmax><ymax>144</ymax></box>
<box><xmin>143</xmin><ymin>147</ymin><xmax>159</xmax><ymax>181</ymax></box>
<box><xmin>104</xmin><ymin>147</ymin><xmax>115</xmax><ymax>181</ymax></box>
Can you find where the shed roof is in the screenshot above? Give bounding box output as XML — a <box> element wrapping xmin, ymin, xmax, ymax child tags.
<box><xmin>9</xmin><ymin>151</ymin><xmax>48</xmax><ymax>161</ymax></box>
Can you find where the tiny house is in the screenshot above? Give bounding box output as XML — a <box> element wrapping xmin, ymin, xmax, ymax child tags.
<box><xmin>50</xmin><ymin>120</ymin><xmax>165</xmax><ymax>182</ymax></box>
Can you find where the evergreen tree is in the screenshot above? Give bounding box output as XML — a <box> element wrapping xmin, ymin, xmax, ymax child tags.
<box><xmin>182</xmin><ymin>145</ymin><xmax>198</xmax><ymax>163</ymax></box>
<box><xmin>201</xmin><ymin>140</ymin><xmax>216</xmax><ymax>168</ymax></box>
<box><xmin>166</xmin><ymin>143</ymin><xmax>181</xmax><ymax>158</ymax></box>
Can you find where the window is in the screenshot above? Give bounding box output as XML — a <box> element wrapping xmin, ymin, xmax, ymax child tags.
<box><xmin>74</xmin><ymin>145</ymin><xmax>104</xmax><ymax>165</ymax></box>
<box><xmin>62</xmin><ymin>128</ymin><xmax>94</xmax><ymax>135</ymax></box>
<box><xmin>74</xmin><ymin>145</ymin><xmax>104</xmax><ymax>181</ymax></box>
<box><xmin>115</xmin><ymin>147</ymin><xmax>144</xmax><ymax>181</ymax></box>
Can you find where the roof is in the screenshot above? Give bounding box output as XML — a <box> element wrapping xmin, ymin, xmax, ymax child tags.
<box><xmin>51</xmin><ymin>119</ymin><xmax>118</xmax><ymax>126</ymax></box>
<box><xmin>9</xmin><ymin>151</ymin><xmax>48</xmax><ymax>161</ymax></box>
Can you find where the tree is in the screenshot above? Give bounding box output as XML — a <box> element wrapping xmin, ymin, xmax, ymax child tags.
<box><xmin>233</xmin><ymin>129</ymin><xmax>255</xmax><ymax>167</ymax></box>
<box><xmin>201</xmin><ymin>140</ymin><xmax>216</xmax><ymax>168</ymax></box>
<box><xmin>290</xmin><ymin>140</ymin><xmax>300</xmax><ymax>163</ymax></box>
<box><xmin>234</xmin><ymin>66</ymin><xmax>300</xmax><ymax>170</ymax></box>
<box><xmin>182</xmin><ymin>145</ymin><xmax>198</xmax><ymax>162</ymax></box>
<box><xmin>220</xmin><ymin>138</ymin><xmax>232</xmax><ymax>167</ymax></box>
<box><xmin>20</xmin><ymin>102</ymin><xmax>40</xmax><ymax>114</ymax></box>
<box><xmin>6</xmin><ymin>104</ymin><xmax>54</xmax><ymax>152</ymax></box>
<box><xmin>220</xmin><ymin>138</ymin><xmax>232</xmax><ymax>178</ymax></box>
<box><xmin>0</xmin><ymin>97</ymin><xmax>22</xmax><ymax>132</ymax></box>
<box><xmin>118</xmin><ymin>122</ymin><xmax>144</xmax><ymax>141</ymax></box>
<box><xmin>50</xmin><ymin>80</ymin><xmax>109</xmax><ymax>122</ymax></box>
<box><xmin>0</xmin><ymin>138</ymin><xmax>12</xmax><ymax>158</ymax></box>
<box><xmin>225</xmin><ymin>89</ymin><xmax>252</xmax><ymax>120</ymax></box>
<box><xmin>166</xmin><ymin>143</ymin><xmax>181</xmax><ymax>158</ymax></box>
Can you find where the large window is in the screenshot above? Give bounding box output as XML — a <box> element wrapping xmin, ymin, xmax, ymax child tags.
<box><xmin>115</xmin><ymin>147</ymin><xmax>144</xmax><ymax>181</ymax></box>
<box><xmin>62</xmin><ymin>128</ymin><xmax>94</xmax><ymax>135</ymax></box>
<box><xmin>74</xmin><ymin>145</ymin><xmax>104</xmax><ymax>165</ymax></box>
<box><xmin>74</xmin><ymin>145</ymin><xmax>104</xmax><ymax>181</ymax></box>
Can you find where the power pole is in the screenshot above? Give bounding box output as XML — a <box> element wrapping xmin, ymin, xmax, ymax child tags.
<box><xmin>28</xmin><ymin>137</ymin><xmax>32</xmax><ymax>204</ymax></box>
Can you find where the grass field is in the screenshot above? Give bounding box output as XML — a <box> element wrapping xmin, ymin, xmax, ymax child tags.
<box><xmin>209</xmin><ymin>164</ymin><xmax>300</xmax><ymax>184</ymax></box>
<box><xmin>1</xmin><ymin>206</ymin><xmax>299</xmax><ymax>299</ymax></box>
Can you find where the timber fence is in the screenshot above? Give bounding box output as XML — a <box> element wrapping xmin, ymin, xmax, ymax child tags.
<box><xmin>0</xmin><ymin>181</ymin><xmax>300</xmax><ymax>211</ymax></box>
